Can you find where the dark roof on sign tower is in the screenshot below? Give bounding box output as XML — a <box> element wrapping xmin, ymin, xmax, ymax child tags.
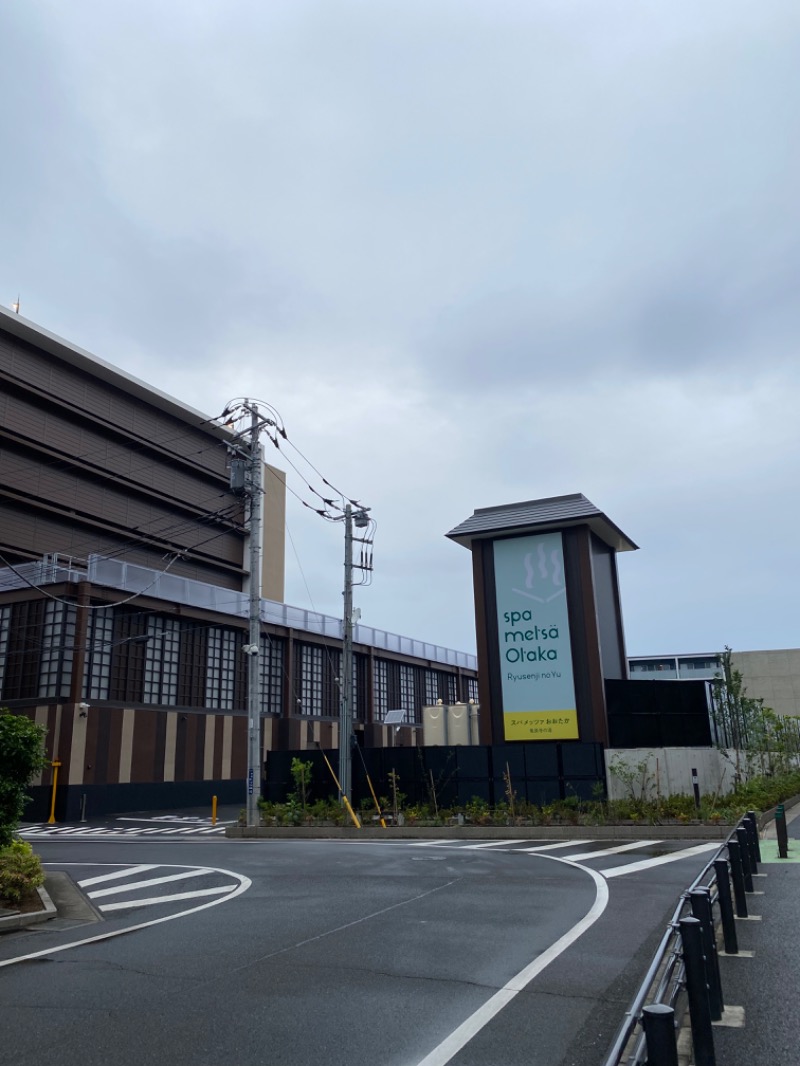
<box><xmin>446</xmin><ymin>493</ymin><xmax>638</xmax><ymax>553</ymax></box>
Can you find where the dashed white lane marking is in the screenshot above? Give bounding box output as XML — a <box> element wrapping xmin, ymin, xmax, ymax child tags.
<box><xmin>412</xmin><ymin>855</ymin><xmax>609</xmax><ymax>1066</ymax></box>
<box><xmin>568</xmin><ymin>840</ymin><xmax>661</xmax><ymax>861</ymax></box>
<box><xmin>78</xmin><ymin>864</ymin><xmax>158</xmax><ymax>888</ymax></box>
<box><xmin>86</xmin><ymin>868</ymin><xmax>215</xmax><ymax>899</ymax></box>
<box><xmin>98</xmin><ymin>885</ymin><xmax>235</xmax><ymax>912</ymax></box>
<box><xmin>601</xmin><ymin>842</ymin><xmax>719</xmax><ymax>878</ymax></box>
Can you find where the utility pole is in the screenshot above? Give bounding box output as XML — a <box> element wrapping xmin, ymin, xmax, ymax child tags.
<box><xmin>244</xmin><ymin>402</ymin><xmax>263</xmax><ymax>827</ymax></box>
<box><xmin>339</xmin><ymin>505</ymin><xmax>372</xmax><ymax>807</ymax></box>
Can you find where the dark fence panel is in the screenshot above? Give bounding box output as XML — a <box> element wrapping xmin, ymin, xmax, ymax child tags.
<box><xmin>264</xmin><ymin>742</ymin><xmax>606</xmax><ymax>808</ymax></box>
<box><xmin>605</xmin><ymin>679</ymin><xmax>712</xmax><ymax>748</ymax></box>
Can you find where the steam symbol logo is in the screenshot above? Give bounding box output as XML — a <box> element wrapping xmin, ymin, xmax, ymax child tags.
<box><xmin>514</xmin><ymin>542</ymin><xmax>566</xmax><ymax>603</ymax></box>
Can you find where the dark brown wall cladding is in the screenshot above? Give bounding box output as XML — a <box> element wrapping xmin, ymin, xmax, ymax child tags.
<box><xmin>130</xmin><ymin>710</ymin><xmax>160</xmax><ymax>783</ymax></box>
<box><xmin>175</xmin><ymin>713</ymin><xmax>203</xmax><ymax>783</ymax></box>
<box><xmin>230</xmin><ymin>716</ymin><xmax>247</xmax><ymax>780</ymax></box>
<box><xmin>212</xmin><ymin>716</ymin><xmax>224</xmax><ymax>779</ymax></box>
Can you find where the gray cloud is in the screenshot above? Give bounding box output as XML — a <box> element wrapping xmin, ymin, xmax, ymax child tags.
<box><xmin>2</xmin><ymin>0</ymin><xmax>799</xmax><ymax>655</ymax></box>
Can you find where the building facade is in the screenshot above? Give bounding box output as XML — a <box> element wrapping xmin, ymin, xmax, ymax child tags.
<box><xmin>0</xmin><ymin>307</ymin><xmax>477</xmax><ymax>817</ymax></box>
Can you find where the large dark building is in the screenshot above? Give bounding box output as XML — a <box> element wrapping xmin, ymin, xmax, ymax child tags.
<box><xmin>0</xmin><ymin>306</ymin><xmax>477</xmax><ymax>818</ymax></box>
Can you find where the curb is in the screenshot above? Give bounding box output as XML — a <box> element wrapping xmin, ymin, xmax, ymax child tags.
<box><xmin>226</xmin><ymin>822</ymin><xmax>734</xmax><ymax>841</ymax></box>
<box><xmin>0</xmin><ymin>882</ymin><xmax>57</xmax><ymax>934</ymax></box>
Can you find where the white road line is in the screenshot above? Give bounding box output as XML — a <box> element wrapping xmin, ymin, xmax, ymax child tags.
<box><xmin>411</xmin><ymin>840</ymin><xmax>461</xmax><ymax>848</ymax></box>
<box><xmin>568</xmin><ymin>841</ymin><xmax>661</xmax><ymax>861</ymax></box>
<box><xmin>87</xmin><ymin>868</ymin><xmax>214</xmax><ymax>898</ymax></box>
<box><xmin>462</xmin><ymin>840</ymin><xmax>519</xmax><ymax>850</ymax></box>
<box><xmin>413</xmin><ymin>856</ymin><xmax>609</xmax><ymax>1066</ymax></box>
<box><xmin>98</xmin><ymin>885</ymin><xmax>235</xmax><ymax>912</ymax></box>
<box><xmin>0</xmin><ymin>865</ymin><xmax>251</xmax><ymax>969</ymax></box>
<box><xmin>78</xmin><ymin>865</ymin><xmax>158</xmax><ymax>887</ymax></box>
<box><xmin>518</xmin><ymin>840</ymin><xmax>594</xmax><ymax>853</ymax></box>
<box><xmin>601</xmin><ymin>842</ymin><xmax>719</xmax><ymax>878</ymax></box>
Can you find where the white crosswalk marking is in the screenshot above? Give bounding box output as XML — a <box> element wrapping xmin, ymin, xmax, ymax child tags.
<box><xmin>519</xmin><ymin>840</ymin><xmax>594</xmax><ymax>853</ymax></box>
<box><xmin>87</xmin><ymin>868</ymin><xmax>215</xmax><ymax>899</ymax></box>
<box><xmin>78</xmin><ymin>865</ymin><xmax>158</xmax><ymax>888</ymax></box>
<box><xmin>567</xmin><ymin>841</ymin><xmax>661</xmax><ymax>861</ymax></box>
<box><xmin>98</xmin><ymin>885</ymin><xmax>235</xmax><ymax>912</ymax></box>
<box><xmin>461</xmin><ymin>840</ymin><xmax>520</xmax><ymax>850</ymax></box>
<box><xmin>600</xmin><ymin>842</ymin><xmax>719</xmax><ymax>878</ymax></box>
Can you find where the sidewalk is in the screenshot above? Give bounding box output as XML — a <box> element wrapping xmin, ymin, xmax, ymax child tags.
<box><xmin>712</xmin><ymin>808</ymin><xmax>800</xmax><ymax>1066</ymax></box>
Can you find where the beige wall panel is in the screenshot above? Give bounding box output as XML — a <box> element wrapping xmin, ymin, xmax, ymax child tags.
<box><xmin>68</xmin><ymin>708</ymin><xmax>88</xmax><ymax>785</ymax></box>
<box><xmin>163</xmin><ymin>713</ymin><xmax>177</xmax><ymax>782</ymax></box>
<box><xmin>118</xmin><ymin>708</ymin><xmax>136</xmax><ymax>784</ymax></box>
<box><xmin>262</xmin><ymin>717</ymin><xmax>273</xmax><ymax>758</ymax></box>
<box><xmin>222</xmin><ymin>716</ymin><xmax>233</xmax><ymax>779</ymax></box>
<box><xmin>262</xmin><ymin>463</ymin><xmax>286</xmax><ymax>602</ymax></box>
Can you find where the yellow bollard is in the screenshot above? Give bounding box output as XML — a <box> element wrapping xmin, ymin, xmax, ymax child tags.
<box><xmin>211</xmin><ymin>795</ymin><xmax>218</xmax><ymax>826</ymax></box>
<box><xmin>47</xmin><ymin>761</ymin><xmax>61</xmax><ymax>825</ymax></box>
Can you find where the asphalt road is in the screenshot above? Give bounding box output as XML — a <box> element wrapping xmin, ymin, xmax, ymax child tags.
<box><xmin>1</xmin><ymin>833</ymin><xmax>723</xmax><ymax>1066</ymax></box>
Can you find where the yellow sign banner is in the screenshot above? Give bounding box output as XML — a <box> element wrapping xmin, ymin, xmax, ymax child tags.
<box><xmin>504</xmin><ymin>710</ymin><xmax>579</xmax><ymax>741</ymax></box>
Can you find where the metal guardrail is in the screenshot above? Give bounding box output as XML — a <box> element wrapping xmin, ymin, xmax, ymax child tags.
<box><xmin>602</xmin><ymin>811</ymin><xmax>763</xmax><ymax>1066</ymax></box>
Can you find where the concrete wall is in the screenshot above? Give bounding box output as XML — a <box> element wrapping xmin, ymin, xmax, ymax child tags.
<box><xmin>605</xmin><ymin>747</ymin><xmax>734</xmax><ymax>801</ymax></box>
<box><xmin>731</xmin><ymin>648</ymin><xmax>800</xmax><ymax>718</ymax></box>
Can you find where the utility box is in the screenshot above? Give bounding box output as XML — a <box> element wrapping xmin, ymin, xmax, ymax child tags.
<box><xmin>423</xmin><ymin>703</ymin><xmax>480</xmax><ymax>746</ymax></box>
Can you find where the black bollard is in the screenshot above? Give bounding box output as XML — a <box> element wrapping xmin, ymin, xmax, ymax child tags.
<box><xmin>743</xmin><ymin>814</ymin><xmax>759</xmax><ymax>873</ymax></box>
<box><xmin>714</xmin><ymin>858</ymin><xmax>738</xmax><ymax>955</ymax></box>
<box><xmin>736</xmin><ymin>826</ymin><xmax>754</xmax><ymax>892</ymax></box>
<box><xmin>728</xmin><ymin>839</ymin><xmax>748</xmax><ymax>917</ymax></box>
<box><xmin>746</xmin><ymin>810</ymin><xmax>762</xmax><ymax>863</ymax></box>
<box><xmin>642</xmin><ymin>1003</ymin><xmax>679</xmax><ymax>1066</ymax></box>
<box><xmin>690</xmin><ymin>888</ymin><xmax>723</xmax><ymax>1020</ymax></box>
<box><xmin>776</xmin><ymin>803</ymin><xmax>789</xmax><ymax>859</ymax></box>
<box><xmin>680</xmin><ymin>916</ymin><xmax>716</xmax><ymax>1066</ymax></box>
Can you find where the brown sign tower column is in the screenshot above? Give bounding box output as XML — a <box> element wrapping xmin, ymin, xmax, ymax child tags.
<box><xmin>447</xmin><ymin>494</ymin><xmax>637</xmax><ymax>746</ymax></box>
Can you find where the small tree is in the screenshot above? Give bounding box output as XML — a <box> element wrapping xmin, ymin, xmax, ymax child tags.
<box><xmin>289</xmin><ymin>757</ymin><xmax>313</xmax><ymax>811</ymax></box>
<box><xmin>0</xmin><ymin>711</ymin><xmax>48</xmax><ymax>846</ymax></box>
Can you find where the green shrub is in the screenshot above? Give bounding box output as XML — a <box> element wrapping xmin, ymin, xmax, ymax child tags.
<box><xmin>0</xmin><ymin>839</ymin><xmax>44</xmax><ymax>904</ymax></box>
<box><xmin>0</xmin><ymin>711</ymin><xmax>48</xmax><ymax>846</ymax></box>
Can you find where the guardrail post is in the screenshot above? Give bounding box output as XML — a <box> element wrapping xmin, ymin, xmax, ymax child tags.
<box><xmin>642</xmin><ymin>1003</ymin><xmax>679</xmax><ymax>1066</ymax></box>
<box><xmin>746</xmin><ymin>810</ymin><xmax>762</xmax><ymax>863</ymax></box>
<box><xmin>776</xmin><ymin>803</ymin><xmax>789</xmax><ymax>859</ymax></box>
<box><xmin>690</xmin><ymin>888</ymin><xmax>723</xmax><ymax>1019</ymax></box>
<box><xmin>727</xmin><ymin>840</ymin><xmax>748</xmax><ymax>917</ymax></box>
<box><xmin>743</xmin><ymin>814</ymin><xmax>759</xmax><ymax>873</ymax></box>
<box><xmin>680</xmin><ymin>916</ymin><xmax>716</xmax><ymax>1066</ymax></box>
<box><xmin>714</xmin><ymin>858</ymin><xmax>738</xmax><ymax>955</ymax></box>
<box><xmin>735</xmin><ymin>826</ymin><xmax>754</xmax><ymax>892</ymax></box>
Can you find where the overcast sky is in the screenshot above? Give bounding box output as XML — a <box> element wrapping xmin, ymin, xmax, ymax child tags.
<box><xmin>2</xmin><ymin>1</ymin><xmax>799</xmax><ymax>658</ymax></box>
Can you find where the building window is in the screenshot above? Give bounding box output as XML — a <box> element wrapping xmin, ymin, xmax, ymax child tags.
<box><xmin>260</xmin><ymin>634</ymin><xmax>284</xmax><ymax>715</ymax></box>
<box><xmin>108</xmin><ymin>610</ymin><xmax>148</xmax><ymax>702</ymax></box>
<box><xmin>466</xmin><ymin>677</ymin><xmax>479</xmax><ymax>703</ymax></box>
<box><xmin>84</xmin><ymin>607</ymin><xmax>114</xmax><ymax>701</ymax></box>
<box><xmin>206</xmin><ymin>627</ymin><xmax>239</xmax><ymax>710</ymax></box>
<box><xmin>2</xmin><ymin>601</ymin><xmax>44</xmax><ymax>701</ymax></box>
<box><xmin>373</xmin><ymin>659</ymin><xmax>388</xmax><ymax>720</ymax></box>
<box><xmin>39</xmin><ymin>601</ymin><xmax>76</xmax><ymax>699</ymax></box>
<box><xmin>0</xmin><ymin>606</ymin><xmax>10</xmax><ymax>695</ymax></box>
<box><xmin>144</xmin><ymin>617</ymin><xmax>181</xmax><ymax>706</ymax></box>
<box><xmin>297</xmin><ymin>644</ymin><xmax>323</xmax><ymax>716</ymax></box>
<box><xmin>177</xmin><ymin>626</ymin><xmax>206</xmax><ymax>707</ymax></box>
<box><xmin>399</xmin><ymin>664</ymin><xmax>419</xmax><ymax>723</ymax></box>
